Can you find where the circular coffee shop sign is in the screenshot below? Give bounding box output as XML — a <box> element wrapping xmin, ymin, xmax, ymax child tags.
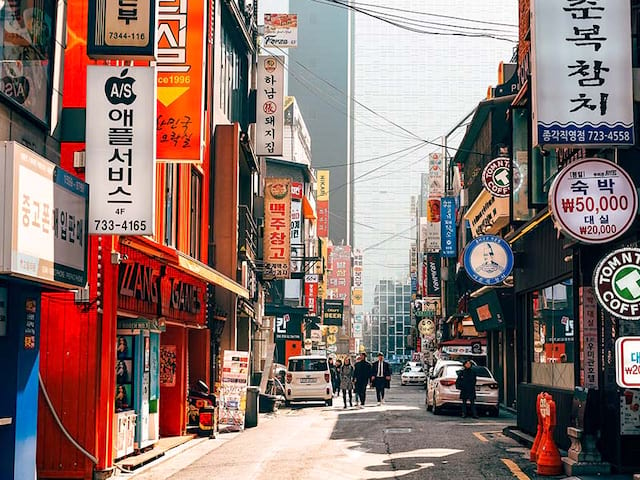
<box><xmin>593</xmin><ymin>248</ymin><xmax>640</xmax><ymax>320</ymax></box>
<box><xmin>482</xmin><ymin>157</ymin><xmax>511</xmax><ymax>198</ymax></box>
<box><xmin>463</xmin><ymin>235</ymin><xmax>514</xmax><ymax>286</ymax></box>
<box><xmin>549</xmin><ymin>158</ymin><xmax>638</xmax><ymax>244</ymax></box>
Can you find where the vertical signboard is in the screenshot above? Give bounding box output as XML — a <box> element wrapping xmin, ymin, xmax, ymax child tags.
<box><xmin>156</xmin><ymin>0</ymin><xmax>206</xmax><ymax>162</ymax></box>
<box><xmin>440</xmin><ymin>197</ymin><xmax>456</xmax><ymax>257</ymax></box>
<box><xmin>304</xmin><ymin>274</ymin><xmax>318</xmax><ymax>316</ymax></box>
<box><xmin>531</xmin><ymin>0</ymin><xmax>633</xmax><ymax>146</ymax></box>
<box><xmin>256</xmin><ymin>56</ymin><xmax>285</xmax><ymax>156</ymax></box>
<box><xmin>420</xmin><ymin>173</ymin><xmax>429</xmax><ymax>216</ymax></box>
<box><xmin>579</xmin><ymin>287</ymin><xmax>598</xmax><ymax>389</ymax></box>
<box><xmin>264</xmin><ymin>14</ymin><xmax>298</xmax><ymax>48</ymax></box>
<box><xmin>428</xmin><ymin>152</ymin><xmax>444</xmax><ymax>197</ymax></box>
<box><xmin>426</xmin><ymin>253</ymin><xmax>441</xmax><ymax>296</ymax></box>
<box><xmin>86</xmin><ymin>66</ymin><xmax>156</xmax><ymax>235</ymax></box>
<box><xmin>263</xmin><ymin>178</ymin><xmax>291</xmax><ymax>279</ymax></box>
<box><xmin>426</xmin><ymin>198</ymin><xmax>441</xmax><ymax>252</ymax></box>
<box><xmin>327</xmin><ymin>245</ymin><xmax>351</xmax><ymax>308</ymax></box>
<box><xmin>419</xmin><ymin>217</ymin><xmax>428</xmax><ymax>253</ymax></box>
<box><xmin>316</xmin><ymin>170</ymin><xmax>330</xmax><ymax>238</ymax></box>
<box><xmin>290</xmin><ymin>185</ymin><xmax>303</xmax><ymax>274</ymax></box>
<box><xmin>218</xmin><ymin>350</ymin><xmax>249</xmax><ymax>432</ymax></box>
<box><xmin>323</xmin><ymin>299</ymin><xmax>344</xmax><ymax>326</ymax></box>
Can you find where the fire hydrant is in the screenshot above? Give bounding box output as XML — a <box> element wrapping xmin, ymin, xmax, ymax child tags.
<box><xmin>536</xmin><ymin>393</ymin><xmax>563</xmax><ymax>476</ymax></box>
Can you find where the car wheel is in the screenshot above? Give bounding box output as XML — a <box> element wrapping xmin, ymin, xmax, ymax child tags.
<box><xmin>432</xmin><ymin>394</ymin><xmax>440</xmax><ymax>415</ymax></box>
<box><xmin>284</xmin><ymin>400</ymin><xmax>291</xmax><ymax>407</ymax></box>
<box><xmin>326</xmin><ymin>399</ymin><xmax>333</xmax><ymax>406</ymax></box>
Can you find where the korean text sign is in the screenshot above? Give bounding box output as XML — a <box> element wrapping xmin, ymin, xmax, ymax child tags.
<box><xmin>264</xmin><ymin>178</ymin><xmax>291</xmax><ymax>279</ymax></box>
<box><xmin>0</xmin><ymin>142</ymin><xmax>88</xmax><ymax>288</ymax></box>
<box><xmin>440</xmin><ymin>197</ymin><xmax>456</xmax><ymax>257</ymax></box>
<box><xmin>156</xmin><ymin>0</ymin><xmax>206</xmax><ymax>162</ymax></box>
<box><xmin>616</xmin><ymin>337</ymin><xmax>640</xmax><ymax>388</ymax></box>
<box><xmin>86</xmin><ymin>66</ymin><xmax>156</xmax><ymax>235</ymax></box>
<box><xmin>531</xmin><ymin>0</ymin><xmax>633</xmax><ymax>146</ymax></box>
<box><xmin>257</xmin><ymin>56</ymin><xmax>285</xmax><ymax>156</ymax></box>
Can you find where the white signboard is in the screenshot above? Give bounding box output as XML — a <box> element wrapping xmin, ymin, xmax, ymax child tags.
<box><xmin>531</xmin><ymin>0</ymin><xmax>634</xmax><ymax>146</ymax></box>
<box><xmin>615</xmin><ymin>337</ymin><xmax>640</xmax><ymax>388</ymax></box>
<box><xmin>86</xmin><ymin>66</ymin><xmax>156</xmax><ymax>235</ymax></box>
<box><xmin>419</xmin><ymin>217</ymin><xmax>428</xmax><ymax>253</ymax></box>
<box><xmin>264</xmin><ymin>14</ymin><xmax>298</xmax><ymax>48</ymax></box>
<box><xmin>0</xmin><ymin>142</ymin><xmax>89</xmax><ymax>288</ymax></box>
<box><xmin>549</xmin><ymin>158</ymin><xmax>637</xmax><ymax>244</ymax></box>
<box><xmin>290</xmin><ymin>199</ymin><xmax>302</xmax><ymax>273</ymax></box>
<box><xmin>428</xmin><ymin>152</ymin><xmax>444</xmax><ymax>197</ymax></box>
<box><xmin>580</xmin><ymin>287</ymin><xmax>599</xmax><ymax>389</ymax></box>
<box><xmin>256</xmin><ymin>56</ymin><xmax>285</xmax><ymax>156</ymax></box>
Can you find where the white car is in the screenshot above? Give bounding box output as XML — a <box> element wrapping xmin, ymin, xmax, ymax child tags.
<box><xmin>284</xmin><ymin>355</ymin><xmax>333</xmax><ymax>407</ymax></box>
<box><xmin>401</xmin><ymin>366</ymin><xmax>427</xmax><ymax>385</ymax></box>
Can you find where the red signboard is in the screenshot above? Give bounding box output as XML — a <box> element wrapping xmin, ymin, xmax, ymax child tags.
<box><xmin>317</xmin><ymin>200</ymin><xmax>329</xmax><ymax>238</ymax></box>
<box><xmin>327</xmin><ymin>245</ymin><xmax>351</xmax><ymax>307</ymax></box>
<box><xmin>291</xmin><ymin>182</ymin><xmax>303</xmax><ymax>200</ymax></box>
<box><xmin>305</xmin><ymin>281</ymin><xmax>318</xmax><ymax>316</ymax></box>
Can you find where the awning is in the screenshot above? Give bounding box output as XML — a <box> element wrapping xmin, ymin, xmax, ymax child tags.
<box><xmin>302</xmin><ymin>195</ymin><xmax>316</xmax><ymax>220</ymax></box>
<box><xmin>177</xmin><ymin>252</ymin><xmax>249</xmax><ymax>299</ymax></box>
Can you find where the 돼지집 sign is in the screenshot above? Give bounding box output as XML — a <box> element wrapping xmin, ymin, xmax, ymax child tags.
<box><xmin>482</xmin><ymin>157</ymin><xmax>511</xmax><ymax>198</ymax></box>
<box><xmin>615</xmin><ymin>337</ymin><xmax>640</xmax><ymax>388</ymax></box>
<box><xmin>549</xmin><ymin>158</ymin><xmax>638</xmax><ymax>244</ymax></box>
<box><xmin>256</xmin><ymin>56</ymin><xmax>285</xmax><ymax>156</ymax></box>
<box><xmin>463</xmin><ymin>235</ymin><xmax>514</xmax><ymax>286</ymax></box>
<box><xmin>531</xmin><ymin>0</ymin><xmax>634</xmax><ymax>146</ymax></box>
<box><xmin>593</xmin><ymin>248</ymin><xmax>640</xmax><ymax>320</ymax></box>
<box><xmin>86</xmin><ymin>66</ymin><xmax>156</xmax><ymax>235</ymax></box>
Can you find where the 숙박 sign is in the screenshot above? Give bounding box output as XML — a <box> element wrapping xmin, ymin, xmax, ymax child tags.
<box><xmin>440</xmin><ymin>197</ymin><xmax>456</xmax><ymax>257</ymax></box>
<box><xmin>264</xmin><ymin>14</ymin><xmax>298</xmax><ymax>48</ymax></box>
<box><xmin>257</xmin><ymin>56</ymin><xmax>285</xmax><ymax>156</ymax></box>
<box><xmin>531</xmin><ymin>0</ymin><xmax>634</xmax><ymax>146</ymax></box>
<box><xmin>263</xmin><ymin>178</ymin><xmax>291</xmax><ymax>279</ymax></box>
<box><xmin>549</xmin><ymin>158</ymin><xmax>638</xmax><ymax>244</ymax></box>
<box><xmin>615</xmin><ymin>337</ymin><xmax>640</xmax><ymax>388</ymax></box>
<box><xmin>86</xmin><ymin>66</ymin><xmax>156</xmax><ymax>235</ymax></box>
<box><xmin>593</xmin><ymin>248</ymin><xmax>640</xmax><ymax>320</ymax></box>
<box><xmin>156</xmin><ymin>0</ymin><xmax>206</xmax><ymax>163</ymax></box>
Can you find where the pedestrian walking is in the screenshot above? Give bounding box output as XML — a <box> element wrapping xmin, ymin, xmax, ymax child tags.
<box><xmin>333</xmin><ymin>359</ymin><xmax>342</xmax><ymax>396</ymax></box>
<box><xmin>339</xmin><ymin>357</ymin><xmax>355</xmax><ymax>408</ymax></box>
<box><xmin>329</xmin><ymin>358</ymin><xmax>338</xmax><ymax>396</ymax></box>
<box><xmin>371</xmin><ymin>352</ymin><xmax>391</xmax><ymax>405</ymax></box>
<box><xmin>457</xmin><ymin>359</ymin><xmax>478</xmax><ymax>418</ymax></box>
<box><xmin>353</xmin><ymin>352</ymin><xmax>371</xmax><ymax>408</ymax></box>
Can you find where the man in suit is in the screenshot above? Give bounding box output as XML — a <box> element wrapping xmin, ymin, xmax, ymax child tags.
<box><xmin>353</xmin><ymin>352</ymin><xmax>371</xmax><ymax>408</ymax></box>
<box><xmin>371</xmin><ymin>352</ymin><xmax>392</xmax><ymax>405</ymax></box>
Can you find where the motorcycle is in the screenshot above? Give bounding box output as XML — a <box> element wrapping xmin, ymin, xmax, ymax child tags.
<box><xmin>187</xmin><ymin>380</ymin><xmax>218</xmax><ymax>437</ymax></box>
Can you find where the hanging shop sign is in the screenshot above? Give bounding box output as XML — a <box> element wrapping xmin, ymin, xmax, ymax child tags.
<box><xmin>418</xmin><ymin>318</ymin><xmax>435</xmax><ymax>337</ymax></box>
<box><xmin>549</xmin><ymin>158</ymin><xmax>638</xmax><ymax>244</ymax></box>
<box><xmin>275</xmin><ymin>314</ymin><xmax>302</xmax><ymax>341</ymax></box>
<box><xmin>593</xmin><ymin>248</ymin><xmax>640</xmax><ymax>320</ymax></box>
<box><xmin>352</xmin><ymin>288</ymin><xmax>363</xmax><ymax>305</ymax></box>
<box><xmin>615</xmin><ymin>337</ymin><xmax>640</xmax><ymax>388</ymax></box>
<box><xmin>256</xmin><ymin>55</ymin><xmax>285</xmax><ymax>156</ymax></box>
<box><xmin>463</xmin><ymin>235</ymin><xmax>514</xmax><ymax>286</ymax></box>
<box><xmin>316</xmin><ymin>170</ymin><xmax>329</xmax><ymax>238</ymax></box>
<box><xmin>428</xmin><ymin>152</ymin><xmax>444</xmax><ymax>197</ymax></box>
<box><xmin>156</xmin><ymin>0</ymin><xmax>206</xmax><ymax>163</ymax></box>
<box><xmin>579</xmin><ymin>287</ymin><xmax>599</xmax><ymax>389</ymax></box>
<box><xmin>290</xmin><ymin>197</ymin><xmax>302</xmax><ymax>274</ymax></box>
<box><xmin>463</xmin><ymin>189</ymin><xmax>509</xmax><ymax>238</ymax></box>
<box><xmin>304</xmin><ymin>279</ymin><xmax>318</xmax><ymax>316</ymax></box>
<box><xmin>327</xmin><ymin>245</ymin><xmax>351</xmax><ymax>306</ymax></box>
<box><xmin>264</xmin><ymin>14</ymin><xmax>298</xmax><ymax>48</ymax></box>
<box><xmin>323</xmin><ymin>299</ymin><xmax>344</xmax><ymax>326</ymax></box>
<box><xmin>263</xmin><ymin>178</ymin><xmax>291</xmax><ymax>279</ymax></box>
<box><xmin>482</xmin><ymin>157</ymin><xmax>511</xmax><ymax>198</ymax></box>
<box><xmin>440</xmin><ymin>197</ymin><xmax>457</xmax><ymax>258</ymax></box>
<box><xmin>0</xmin><ymin>142</ymin><xmax>89</xmax><ymax>288</ymax></box>
<box><xmin>426</xmin><ymin>198</ymin><xmax>441</xmax><ymax>252</ymax></box>
<box><xmin>426</xmin><ymin>253</ymin><xmax>441</xmax><ymax>296</ymax></box>
<box><xmin>86</xmin><ymin>66</ymin><xmax>156</xmax><ymax>235</ymax></box>
<box><xmin>531</xmin><ymin>0</ymin><xmax>633</xmax><ymax>147</ymax></box>
<box><xmin>88</xmin><ymin>0</ymin><xmax>157</xmax><ymax>60</ymax></box>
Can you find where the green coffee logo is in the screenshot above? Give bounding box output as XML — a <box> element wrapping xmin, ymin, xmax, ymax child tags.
<box><xmin>614</xmin><ymin>266</ymin><xmax>640</xmax><ymax>301</ymax></box>
<box><xmin>594</xmin><ymin>248</ymin><xmax>640</xmax><ymax>320</ymax></box>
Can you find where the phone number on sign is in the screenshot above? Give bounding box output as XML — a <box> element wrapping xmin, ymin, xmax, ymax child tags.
<box><xmin>560</xmin><ymin>195</ymin><xmax>631</xmax><ymax>214</ymax></box>
<box><xmin>94</xmin><ymin>220</ymin><xmax>148</xmax><ymax>232</ymax></box>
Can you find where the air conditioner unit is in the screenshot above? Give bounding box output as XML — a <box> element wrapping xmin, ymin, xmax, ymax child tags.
<box><xmin>73</xmin><ymin>151</ymin><xmax>86</xmax><ymax>169</ymax></box>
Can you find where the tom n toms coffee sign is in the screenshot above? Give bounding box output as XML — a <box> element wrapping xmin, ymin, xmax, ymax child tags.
<box><xmin>594</xmin><ymin>248</ymin><xmax>640</xmax><ymax>320</ymax></box>
<box><xmin>482</xmin><ymin>158</ymin><xmax>511</xmax><ymax>198</ymax></box>
<box><xmin>463</xmin><ymin>235</ymin><xmax>514</xmax><ymax>286</ymax></box>
<box><xmin>549</xmin><ymin>158</ymin><xmax>637</xmax><ymax>244</ymax></box>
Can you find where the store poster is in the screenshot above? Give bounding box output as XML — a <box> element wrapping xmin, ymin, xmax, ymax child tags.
<box><xmin>116</xmin><ymin>335</ymin><xmax>134</xmax><ymax>411</ymax></box>
<box><xmin>160</xmin><ymin>344</ymin><xmax>177</xmax><ymax>387</ymax></box>
<box><xmin>620</xmin><ymin>390</ymin><xmax>640</xmax><ymax>435</ymax></box>
<box><xmin>218</xmin><ymin>350</ymin><xmax>250</xmax><ymax>432</ymax></box>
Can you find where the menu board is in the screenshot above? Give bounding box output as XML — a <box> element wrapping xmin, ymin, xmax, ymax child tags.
<box><xmin>218</xmin><ymin>350</ymin><xmax>249</xmax><ymax>432</ymax></box>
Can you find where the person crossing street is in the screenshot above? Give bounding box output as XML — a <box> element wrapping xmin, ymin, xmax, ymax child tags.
<box><xmin>371</xmin><ymin>352</ymin><xmax>391</xmax><ymax>405</ymax></box>
<box><xmin>353</xmin><ymin>352</ymin><xmax>371</xmax><ymax>408</ymax></box>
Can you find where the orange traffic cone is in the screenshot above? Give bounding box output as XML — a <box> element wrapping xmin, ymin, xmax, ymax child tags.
<box><xmin>536</xmin><ymin>395</ymin><xmax>563</xmax><ymax>476</ymax></box>
<box><xmin>530</xmin><ymin>392</ymin><xmax>544</xmax><ymax>462</ymax></box>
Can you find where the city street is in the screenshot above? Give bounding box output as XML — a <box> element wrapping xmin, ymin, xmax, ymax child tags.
<box><xmin>126</xmin><ymin>379</ymin><xmax>541</xmax><ymax>480</ymax></box>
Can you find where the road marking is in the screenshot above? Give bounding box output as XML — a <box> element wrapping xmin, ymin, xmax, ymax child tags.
<box><xmin>501</xmin><ymin>458</ymin><xmax>530</xmax><ymax>480</ymax></box>
<box><xmin>473</xmin><ymin>431</ymin><xmax>489</xmax><ymax>442</ymax></box>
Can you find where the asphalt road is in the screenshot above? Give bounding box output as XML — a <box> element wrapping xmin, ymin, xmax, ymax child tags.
<box><xmin>133</xmin><ymin>378</ymin><xmax>550</xmax><ymax>480</ymax></box>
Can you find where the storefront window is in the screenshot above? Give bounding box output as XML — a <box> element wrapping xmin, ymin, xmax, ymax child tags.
<box><xmin>530</xmin><ymin>279</ymin><xmax>575</xmax><ymax>389</ymax></box>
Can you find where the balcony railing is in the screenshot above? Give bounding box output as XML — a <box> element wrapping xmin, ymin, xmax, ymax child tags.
<box><xmin>238</xmin><ymin>205</ymin><xmax>257</xmax><ymax>263</ymax></box>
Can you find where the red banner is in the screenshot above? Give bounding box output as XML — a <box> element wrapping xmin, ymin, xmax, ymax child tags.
<box><xmin>316</xmin><ymin>200</ymin><xmax>329</xmax><ymax>238</ymax></box>
<box><xmin>305</xmin><ymin>281</ymin><xmax>318</xmax><ymax>316</ymax></box>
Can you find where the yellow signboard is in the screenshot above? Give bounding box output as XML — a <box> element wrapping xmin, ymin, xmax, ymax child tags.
<box><xmin>317</xmin><ymin>170</ymin><xmax>330</xmax><ymax>201</ymax></box>
<box><xmin>352</xmin><ymin>288</ymin><xmax>363</xmax><ymax>305</ymax></box>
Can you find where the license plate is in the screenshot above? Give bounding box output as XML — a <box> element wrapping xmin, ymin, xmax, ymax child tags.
<box><xmin>300</xmin><ymin>378</ymin><xmax>317</xmax><ymax>384</ymax></box>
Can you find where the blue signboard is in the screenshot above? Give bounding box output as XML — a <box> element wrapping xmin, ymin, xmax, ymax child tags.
<box><xmin>410</xmin><ymin>273</ymin><xmax>418</xmax><ymax>293</ymax></box>
<box><xmin>440</xmin><ymin>197</ymin><xmax>456</xmax><ymax>258</ymax></box>
<box><xmin>463</xmin><ymin>235</ymin><xmax>514</xmax><ymax>286</ymax></box>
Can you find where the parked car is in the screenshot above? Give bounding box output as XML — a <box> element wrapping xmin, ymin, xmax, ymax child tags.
<box><xmin>284</xmin><ymin>355</ymin><xmax>333</xmax><ymax>407</ymax></box>
<box><xmin>401</xmin><ymin>365</ymin><xmax>427</xmax><ymax>386</ymax></box>
<box><xmin>426</xmin><ymin>363</ymin><xmax>499</xmax><ymax>416</ymax></box>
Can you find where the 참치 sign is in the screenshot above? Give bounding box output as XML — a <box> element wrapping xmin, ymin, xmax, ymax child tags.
<box><xmin>463</xmin><ymin>235</ymin><xmax>514</xmax><ymax>286</ymax></box>
<box><xmin>531</xmin><ymin>0</ymin><xmax>634</xmax><ymax>146</ymax></box>
<box><xmin>549</xmin><ymin>158</ymin><xmax>638</xmax><ymax>244</ymax></box>
<box><xmin>593</xmin><ymin>248</ymin><xmax>640</xmax><ymax>320</ymax></box>
<box><xmin>615</xmin><ymin>337</ymin><xmax>640</xmax><ymax>388</ymax></box>
<box><xmin>86</xmin><ymin>66</ymin><xmax>156</xmax><ymax>235</ymax></box>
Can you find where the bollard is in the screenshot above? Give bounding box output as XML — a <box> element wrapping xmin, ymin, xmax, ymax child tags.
<box><xmin>536</xmin><ymin>394</ymin><xmax>563</xmax><ymax>476</ymax></box>
<box><xmin>530</xmin><ymin>392</ymin><xmax>544</xmax><ymax>462</ymax></box>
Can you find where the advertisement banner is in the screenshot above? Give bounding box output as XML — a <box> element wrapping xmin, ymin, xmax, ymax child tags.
<box><xmin>0</xmin><ymin>142</ymin><xmax>89</xmax><ymax>288</ymax></box>
<box><xmin>532</xmin><ymin>0</ymin><xmax>633</xmax><ymax>146</ymax></box>
<box><xmin>256</xmin><ymin>56</ymin><xmax>285</xmax><ymax>156</ymax></box>
<box><xmin>327</xmin><ymin>245</ymin><xmax>351</xmax><ymax>307</ymax></box>
<box><xmin>440</xmin><ymin>197</ymin><xmax>456</xmax><ymax>257</ymax></box>
<box><xmin>86</xmin><ymin>66</ymin><xmax>156</xmax><ymax>235</ymax></box>
<box><xmin>264</xmin><ymin>14</ymin><xmax>298</xmax><ymax>48</ymax></box>
<box><xmin>156</xmin><ymin>0</ymin><xmax>206</xmax><ymax>162</ymax></box>
<box><xmin>264</xmin><ymin>178</ymin><xmax>291</xmax><ymax>279</ymax></box>
<box><xmin>323</xmin><ymin>299</ymin><xmax>344</xmax><ymax>326</ymax></box>
<box><xmin>317</xmin><ymin>200</ymin><xmax>329</xmax><ymax>238</ymax></box>
<box><xmin>428</xmin><ymin>152</ymin><xmax>444</xmax><ymax>197</ymax></box>
<box><xmin>275</xmin><ymin>314</ymin><xmax>302</xmax><ymax>341</ymax></box>
<box><xmin>426</xmin><ymin>198</ymin><xmax>441</xmax><ymax>252</ymax></box>
<box><xmin>426</xmin><ymin>253</ymin><xmax>441</xmax><ymax>296</ymax></box>
<box><xmin>218</xmin><ymin>350</ymin><xmax>249</xmax><ymax>432</ymax></box>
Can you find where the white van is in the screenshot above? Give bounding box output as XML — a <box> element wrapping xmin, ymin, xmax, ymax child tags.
<box><xmin>284</xmin><ymin>355</ymin><xmax>333</xmax><ymax>406</ymax></box>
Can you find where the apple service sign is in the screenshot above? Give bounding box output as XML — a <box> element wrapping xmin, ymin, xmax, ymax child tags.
<box><xmin>593</xmin><ymin>248</ymin><xmax>640</xmax><ymax>320</ymax></box>
<box><xmin>463</xmin><ymin>235</ymin><xmax>514</xmax><ymax>286</ymax></box>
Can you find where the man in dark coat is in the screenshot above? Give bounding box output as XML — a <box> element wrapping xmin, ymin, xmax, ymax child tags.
<box><xmin>353</xmin><ymin>352</ymin><xmax>371</xmax><ymax>408</ymax></box>
<box><xmin>458</xmin><ymin>359</ymin><xmax>478</xmax><ymax>418</ymax></box>
<box><xmin>370</xmin><ymin>352</ymin><xmax>392</xmax><ymax>405</ymax></box>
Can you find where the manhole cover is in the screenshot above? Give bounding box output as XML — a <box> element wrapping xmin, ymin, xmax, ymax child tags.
<box><xmin>384</xmin><ymin>428</ymin><xmax>412</xmax><ymax>433</ymax></box>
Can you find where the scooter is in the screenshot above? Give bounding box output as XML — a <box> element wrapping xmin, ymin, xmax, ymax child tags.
<box><xmin>187</xmin><ymin>380</ymin><xmax>218</xmax><ymax>438</ymax></box>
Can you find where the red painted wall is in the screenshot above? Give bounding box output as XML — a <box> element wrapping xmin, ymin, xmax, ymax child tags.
<box><xmin>159</xmin><ymin>326</ymin><xmax>187</xmax><ymax>436</ymax></box>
